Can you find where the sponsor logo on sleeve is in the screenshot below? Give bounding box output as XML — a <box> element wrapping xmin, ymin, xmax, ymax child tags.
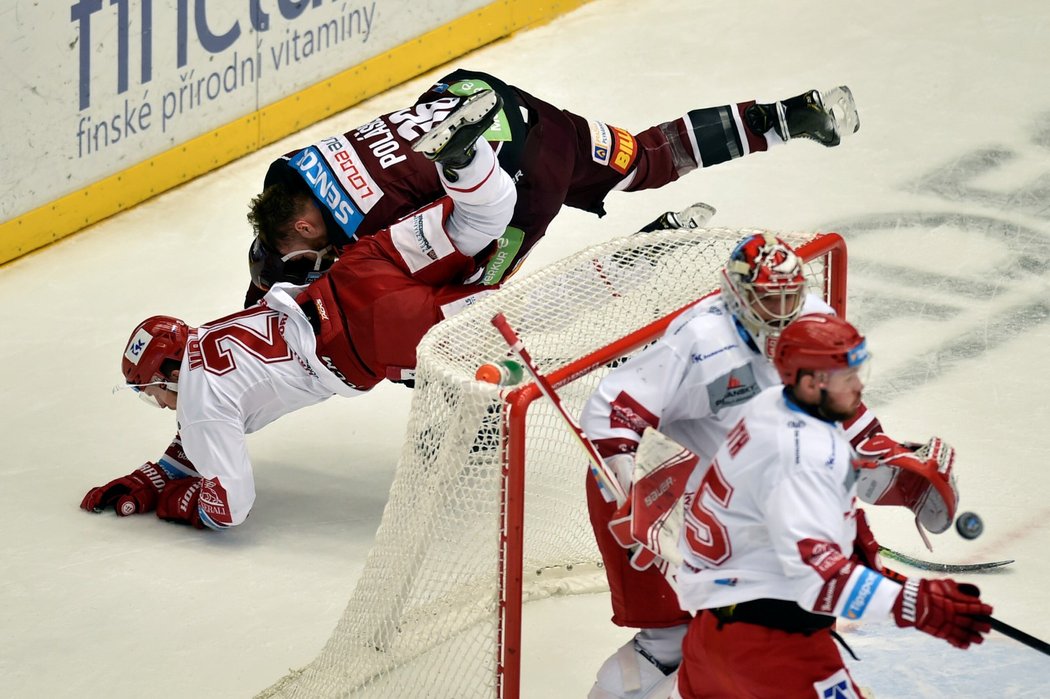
<box><xmin>842</xmin><ymin>568</ymin><xmax>882</xmax><ymax>620</ymax></box>
<box><xmin>798</xmin><ymin>538</ymin><xmax>848</xmax><ymax>581</ymax></box>
<box><xmin>609</xmin><ymin>391</ymin><xmax>659</xmax><ymax>434</ymax></box>
<box><xmin>588</xmin><ymin>119</ymin><xmax>613</xmax><ymax>166</ymax></box>
<box><xmin>609</xmin><ymin>125</ymin><xmax>637</xmax><ymax>175</ymax></box>
<box><xmin>389</xmin><ymin>203</ymin><xmax>456</xmax><ymax>274</ymax></box>
<box><xmin>480</xmin><ymin>226</ymin><xmax>525</xmax><ymax>285</ymax></box>
<box><xmin>198</xmin><ymin>478</ymin><xmax>233</xmax><ymax>528</ymax></box>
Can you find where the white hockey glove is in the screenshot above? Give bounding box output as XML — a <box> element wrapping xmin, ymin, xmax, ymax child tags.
<box><xmin>854</xmin><ymin>435</ymin><xmax>959</xmax><ymax>539</ymax></box>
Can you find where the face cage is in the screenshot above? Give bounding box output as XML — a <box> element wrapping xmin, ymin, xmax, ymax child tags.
<box><xmin>727</xmin><ymin>274</ymin><xmax>807</xmax><ymax>346</ymax></box>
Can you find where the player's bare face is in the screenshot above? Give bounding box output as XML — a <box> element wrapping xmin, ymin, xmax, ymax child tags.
<box><xmin>816</xmin><ymin>367</ymin><xmax>864</xmax><ymax>422</ymax></box>
<box><xmin>814</xmin><ymin>365</ymin><xmax>865</xmax><ymax>419</ymax></box>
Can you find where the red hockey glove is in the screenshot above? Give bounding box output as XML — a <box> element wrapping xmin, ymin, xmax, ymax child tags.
<box><xmin>80</xmin><ymin>462</ymin><xmax>173</xmax><ymax>516</ymax></box>
<box><xmin>851</xmin><ymin>508</ymin><xmax>884</xmax><ymax>572</ymax></box>
<box><xmin>855</xmin><ymin>434</ymin><xmax>959</xmax><ymax>534</ymax></box>
<box><xmin>892</xmin><ymin>578</ymin><xmax>993</xmax><ymax>649</ymax></box>
<box><xmin>155</xmin><ymin>477</ymin><xmax>204</xmax><ymax>529</ymax></box>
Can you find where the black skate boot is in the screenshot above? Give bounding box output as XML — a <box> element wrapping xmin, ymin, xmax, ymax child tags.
<box><xmin>744</xmin><ymin>86</ymin><xmax>859</xmax><ymax>147</ymax></box>
<box><xmin>411</xmin><ymin>89</ymin><xmax>503</xmax><ymax>181</ymax></box>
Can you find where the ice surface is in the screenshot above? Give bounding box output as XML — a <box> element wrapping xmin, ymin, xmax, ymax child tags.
<box><xmin>2</xmin><ymin>0</ymin><xmax>1048</xmax><ymax>697</ymax></box>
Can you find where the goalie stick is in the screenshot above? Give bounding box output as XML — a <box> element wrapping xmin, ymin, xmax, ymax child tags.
<box><xmin>878</xmin><ymin>546</ymin><xmax>1014</xmax><ymax>573</ymax></box>
<box><xmin>490</xmin><ymin>312</ymin><xmax>628</xmax><ymax>506</ymax></box>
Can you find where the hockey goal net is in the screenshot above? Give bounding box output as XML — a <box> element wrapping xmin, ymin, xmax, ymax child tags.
<box><xmin>258</xmin><ymin>228</ymin><xmax>847</xmax><ymax>699</ymax></box>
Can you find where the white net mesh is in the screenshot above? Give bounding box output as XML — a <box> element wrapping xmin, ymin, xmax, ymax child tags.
<box><xmin>258</xmin><ymin>228</ymin><xmax>840</xmax><ymax>699</ymax></box>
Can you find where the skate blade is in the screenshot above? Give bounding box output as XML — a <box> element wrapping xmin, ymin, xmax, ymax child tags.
<box><xmin>821</xmin><ymin>85</ymin><xmax>861</xmax><ymax>138</ymax></box>
<box><xmin>410</xmin><ymin>89</ymin><xmax>499</xmax><ymax>156</ymax></box>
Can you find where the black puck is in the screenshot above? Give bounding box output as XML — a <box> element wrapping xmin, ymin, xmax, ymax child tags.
<box><xmin>956</xmin><ymin>511</ymin><xmax>984</xmax><ymax>539</ymax></box>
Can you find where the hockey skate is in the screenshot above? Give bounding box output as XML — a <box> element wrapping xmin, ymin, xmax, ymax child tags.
<box><xmin>411</xmin><ymin>89</ymin><xmax>503</xmax><ymax>179</ymax></box>
<box><xmin>638</xmin><ymin>202</ymin><xmax>716</xmax><ymax>233</ymax></box>
<box><xmin>746</xmin><ymin>86</ymin><xmax>860</xmax><ymax>147</ymax></box>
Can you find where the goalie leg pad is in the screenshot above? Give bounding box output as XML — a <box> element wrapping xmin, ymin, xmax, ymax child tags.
<box><xmin>589</xmin><ymin>638</ymin><xmax>677</xmax><ymax>699</ymax></box>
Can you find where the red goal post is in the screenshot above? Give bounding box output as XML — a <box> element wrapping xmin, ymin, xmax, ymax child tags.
<box><xmin>257</xmin><ymin>228</ymin><xmax>846</xmax><ymax>699</ymax></box>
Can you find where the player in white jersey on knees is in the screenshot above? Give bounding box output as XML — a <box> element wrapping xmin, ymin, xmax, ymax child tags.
<box><xmin>579</xmin><ymin>233</ymin><xmax>961</xmax><ymax>698</ymax></box>
<box><xmin>79</xmin><ymin>98</ymin><xmax>517</xmax><ymax>530</ymax></box>
<box><xmin>669</xmin><ymin>314</ymin><xmax>992</xmax><ymax>698</ymax></box>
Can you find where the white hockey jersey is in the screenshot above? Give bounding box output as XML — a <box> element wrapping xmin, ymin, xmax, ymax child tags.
<box><xmin>580</xmin><ymin>291</ymin><xmax>833</xmax><ymax>464</ymax></box>
<box><xmin>675</xmin><ymin>385</ymin><xmax>902</xmax><ymax>623</ymax></box>
<box><xmin>169</xmin><ymin>284</ymin><xmax>366</xmax><ymax>529</ymax></box>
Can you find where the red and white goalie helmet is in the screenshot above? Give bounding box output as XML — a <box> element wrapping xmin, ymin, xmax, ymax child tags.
<box><xmin>720</xmin><ymin>233</ymin><xmax>807</xmax><ymax>358</ymax></box>
<box><xmin>121</xmin><ymin>315</ymin><xmax>190</xmax><ymax>387</ymax></box>
<box><xmin>773</xmin><ymin>313</ymin><xmax>868</xmax><ymax>388</ymax></box>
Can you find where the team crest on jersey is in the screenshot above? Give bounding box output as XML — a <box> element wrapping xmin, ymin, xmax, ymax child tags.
<box><xmin>708</xmin><ymin>364</ymin><xmax>760</xmax><ymax>411</ymax></box>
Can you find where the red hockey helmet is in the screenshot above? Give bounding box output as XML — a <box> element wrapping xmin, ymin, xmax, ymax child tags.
<box><xmin>121</xmin><ymin>316</ymin><xmax>190</xmax><ymax>386</ymax></box>
<box><xmin>720</xmin><ymin>233</ymin><xmax>807</xmax><ymax>357</ymax></box>
<box><xmin>773</xmin><ymin>313</ymin><xmax>868</xmax><ymax>387</ymax></box>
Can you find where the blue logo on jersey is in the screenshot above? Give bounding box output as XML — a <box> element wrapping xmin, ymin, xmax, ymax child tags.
<box><xmin>290</xmin><ymin>147</ymin><xmax>365</xmax><ymax>238</ymax></box>
<box><xmin>823</xmin><ymin>680</ymin><xmax>851</xmax><ymax>699</ymax></box>
<box><xmin>843</xmin><ymin>568</ymin><xmax>882</xmax><ymax>619</ymax></box>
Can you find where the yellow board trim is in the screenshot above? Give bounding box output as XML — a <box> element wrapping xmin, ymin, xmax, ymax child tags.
<box><xmin>0</xmin><ymin>0</ymin><xmax>591</xmax><ymax>266</ymax></box>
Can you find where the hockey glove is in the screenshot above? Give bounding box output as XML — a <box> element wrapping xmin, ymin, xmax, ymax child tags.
<box><xmin>80</xmin><ymin>461</ymin><xmax>174</xmax><ymax>516</ymax></box>
<box><xmin>854</xmin><ymin>434</ymin><xmax>959</xmax><ymax>534</ymax></box>
<box><xmin>851</xmin><ymin>508</ymin><xmax>884</xmax><ymax>572</ymax></box>
<box><xmin>892</xmin><ymin>578</ymin><xmax>992</xmax><ymax>649</ymax></box>
<box><xmin>155</xmin><ymin>477</ymin><xmax>204</xmax><ymax>529</ymax></box>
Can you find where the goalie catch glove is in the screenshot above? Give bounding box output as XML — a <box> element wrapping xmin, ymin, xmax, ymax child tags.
<box><xmin>854</xmin><ymin>435</ymin><xmax>959</xmax><ymax>537</ymax></box>
<box><xmin>892</xmin><ymin>578</ymin><xmax>992</xmax><ymax>649</ymax></box>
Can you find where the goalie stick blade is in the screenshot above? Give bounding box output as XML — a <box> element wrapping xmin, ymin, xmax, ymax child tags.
<box><xmin>878</xmin><ymin>546</ymin><xmax>1014</xmax><ymax>573</ymax></box>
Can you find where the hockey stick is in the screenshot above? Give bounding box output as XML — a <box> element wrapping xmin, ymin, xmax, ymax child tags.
<box><xmin>878</xmin><ymin>546</ymin><xmax>1014</xmax><ymax>573</ymax></box>
<box><xmin>490</xmin><ymin>312</ymin><xmax>628</xmax><ymax>506</ymax></box>
<box><xmin>982</xmin><ymin>616</ymin><xmax>1050</xmax><ymax>657</ymax></box>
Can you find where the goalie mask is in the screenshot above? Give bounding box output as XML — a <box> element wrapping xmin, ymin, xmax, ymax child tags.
<box><xmin>720</xmin><ymin>233</ymin><xmax>807</xmax><ymax>358</ymax></box>
<box><xmin>121</xmin><ymin>315</ymin><xmax>189</xmax><ymax>388</ymax></box>
<box><xmin>248</xmin><ymin>236</ymin><xmax>338</xmax><ymax>291</ymax></box>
